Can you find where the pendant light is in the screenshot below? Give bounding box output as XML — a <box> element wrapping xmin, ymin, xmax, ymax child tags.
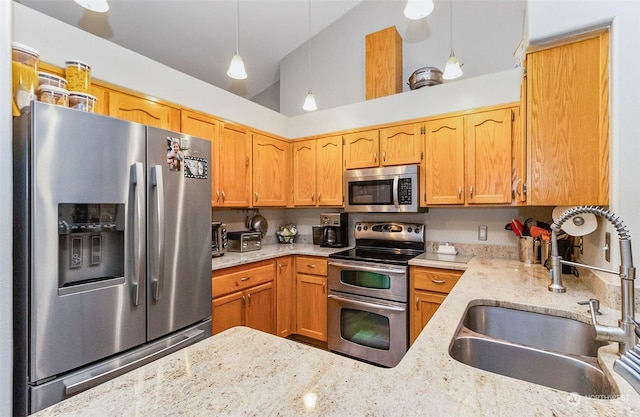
<box><xmin>442</xmin><ymin>0</ymin><xmax>463</xmax><ymax>80</ymax></box>
<box><xmin>227</xmin><ymin>0</ymin><xmax>248</xmax><ymax>80</ymax></box>
<box><xmin>403</xmin><ymin>0</ymin><xmax>434</xmax><ymax>20</ymax></box>
<box><xmin>302</xmin><ymin>0</ymin><xmax>317</xmax><ymax>111</ymax></box>
<box><xmin>74</xmin><ymin>0</ymin><xmax>109</xmax><ymax>13</ymax></box>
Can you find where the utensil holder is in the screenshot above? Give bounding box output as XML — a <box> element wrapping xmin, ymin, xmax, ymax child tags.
<box><xmin>518</xmin><ymin>236</ymin><xmax>541</xmax><ymax>265</ymax></box>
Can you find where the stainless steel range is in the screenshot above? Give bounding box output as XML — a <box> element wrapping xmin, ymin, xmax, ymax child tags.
<box><xmin>327</xmin><ymin>221</ymin><xmax>425</xmax><ymax>367</ymax></box>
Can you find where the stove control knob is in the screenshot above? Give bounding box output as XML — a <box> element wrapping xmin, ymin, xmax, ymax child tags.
<box><xmin>407</xmin><ymin>227</ymin><xmax>413</xmax><ymax>233</ymax></box>
<box><xmin>414</xmin><ymin>227</ymin><xmax>421</xmax><ymax>233</ymax></box>
<box><xmin>363</xmin><ymin>225</ymin><xmax>368</xmax><ymax>231</ymax></box>
<box><xmin>356</xmin><ymin>225</ymin><xmax>362</xmax><ymax>232</ymax></box>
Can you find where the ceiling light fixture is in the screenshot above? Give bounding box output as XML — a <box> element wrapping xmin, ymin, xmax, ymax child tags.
<box><xmin>74</xmin><ymin>0</ymin><xmax>109</xmax><ymax>13</ymax></box>
<box><xmin>442</xmin><ymin>0</ymin><xmax>463</xmax><ymax>80</ymax></box>
<box><xmin>302</xmin><ymin>0</ymin><xmax>317</xmax><ymax>111</ymax></box>
<box><xmin>227</xmin><ymin>0</ymin><xmax>247</xmax><ymax>80</ymax></box>
<box><xmin>403</xmin><ymin>0</ymin><xmax>434</xmax><ymax>20</ymax></box>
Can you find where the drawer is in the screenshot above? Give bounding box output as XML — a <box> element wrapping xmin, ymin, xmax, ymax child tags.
<box><xmin>295</xmin><ymin>256</ymin><xmax>327</xmax><ymax>276</ymax></box>
<box><xmin>212</xmin><ymin>260</ymin><xmax>275</xmax><ymax>298</ymax></box>
<box><xmin>411</xmin><ymin>267</ymin><xmax>462</xmax><ymax>294</ymax></box>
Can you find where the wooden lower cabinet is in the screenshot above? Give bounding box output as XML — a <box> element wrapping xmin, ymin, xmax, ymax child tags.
<box><xmin>409</xmin><ymin>266</ymin><xmax>463</xmax><ymax>345</ymax></box>
<box><xmin>275</xmin><ymin>256</ymin><xmax>295</xmax><ymax>338</ymax></box>
<box><xmin>211</xmin><ymin>260</ymin><xmax>275</xmax><ymax>335</ymax></box>
<box><xmin>295</xmin><ymin>256</ymin><xmax>328</xmax><ymax>342</ymax></box>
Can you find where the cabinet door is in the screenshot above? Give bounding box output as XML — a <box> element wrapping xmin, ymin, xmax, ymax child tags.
<box><xmin>180</xmin><ymin>110</ymin><xmax>219</xmax><ymax>206</ymax></box>
<box><xmin>276</xmin><ymin>257</ymin><xmax>295</xmax><ymax>338</ymax></box>
<box><xmin>292</xmin><ymin>140</ymin><xmax>316</xmax><ymax>206</ymax></box>
<box><xmin>296</xmin><ymin>274</ymin><xmax>327</xmax><ymax>341</ymax></box>
<box><xmin>245</xmin><ymin>282</ymin><xmax>275</xmax><ymax>335</ymax></box>
<box><xmin>410</xmin><ymin>291</ymin><xmax>446</xmax><ymax>345</ymax></box>
<box><xmin>218</xmin><ymin>123</ymin><xmax>251</xmax><ymax>207</ymax></box>
<box><xmin>424</xmin><ymin>117</ymin><xmax>465</xmax><ymax>205</ymax></box>
<box><xmin>379</xmin><ymin>123</ymin><xmax>423</xmax><ymax>166</ymax></box>
<box><xmin>252</xmin><ymin>133</ymin><xmax>290</xmax><ymax>206</ymax></box>
<box><xmin>527</xmin><ymin>31</ymin><xmax>609</xmax><ymax>205</ymax></box>
<box><xmin>465</xmin><ymin>108</ymin><xmax>513</xmax><ymax>204</ymax></box>
<box><xmin>108</xmin><ymin>91</ymin><xmax>178</xmax><ymax>130</ymax></box>
<box><xmin>343</xmin><ymin>130</ymin><xmax>380</xmax><ymax>169</ymax></box>
<box><xmin>316</xmin><ymin>136</ymin><xmax>343</xmax><ymax>206</ymax></box>
<box><xmin>212</xmin><ymin>291</ymin><xmax>244</xmax><ymax>335</ymax></box>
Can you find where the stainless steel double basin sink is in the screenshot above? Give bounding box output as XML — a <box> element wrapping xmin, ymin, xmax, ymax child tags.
<box><xmin>449</xmin><ymin>302</ymin><xmax>619</xmax><ymax>397</ymax></box>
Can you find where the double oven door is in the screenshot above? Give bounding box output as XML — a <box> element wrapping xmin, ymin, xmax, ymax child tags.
<box><xmin>327</xmin><ymin>259</ymin><xmax>409</xmax><ymax>368</ymax></box>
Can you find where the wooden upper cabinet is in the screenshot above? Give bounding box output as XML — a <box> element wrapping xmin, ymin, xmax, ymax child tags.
<box><xmin>108</xmin><ymin>91</ymin><xmax>179</xmax><ymax>131</ymax></box>
<box><xmin>343</xmin><ymin>130</ymin><xmax>380</xmax><ymax>169</ymax></box>
<box><xmin>465</xmin><ymin>108</ymin><xmax>513</xmax><ymax>204</ymax></box>
<box><xmin>424</xmin><ymin>116</ymin><xmax>465</xmax><ymax>205</ymax></box>
<box><xmin>293</xmin><ymin>136</ymin><xmax>343</xmax><ymax>207</ymax></box>
<box><xmin>218</xmin><ymin>123</ymin><xmax>252</xmax><ymax>207</ymax></box>
<box><xmin>180</xmin><ymin>110</ymin><xmax>219</xmax><ymax>206</ymax></box>
<box><xmin>316</xmin><ymin>136</ymin><xmax>343</xmax><ymax>206</ymax></box>
<box><xmin>292</xmin><ymin>140</ymin><xmax>316</xmax><ymax>206</ymax></box>
<box><xmin>526</xmin><ymin>30</ymin><xmax>609</xmax><ymax>205</ymax></box>
<box><xmin>424</xmin><ymin>108</ymin><xmax>514</xmax><ymax>206</ymax></box>
<box><xmin>252</xmin><ymin>133</ymin><xmax>290</xmax><ymax>207</ymax></box>
<box><xmin>379</xmin><ymin>123</ymin><xmax>423</xmax><ymax>166</ymax></box>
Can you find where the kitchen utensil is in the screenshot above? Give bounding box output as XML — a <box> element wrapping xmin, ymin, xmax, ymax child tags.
<box><xmin>529</xmin><ymin>225</ymin><xmax>550</xmax><ymax>240</ymax></box>
<box><xmin>248</xmin><ymin>211</ymin><xmax>268</xmax><ymax>238</ymax></box>
<box><xmin>510</xmin><ymin>219</ymin><xmax>524</xmax><ymax>236</ymax></box>
<box><xmin>407</xmin><ymin>66</ymin><xmax>443</xmax><ymax>89</ymax></box>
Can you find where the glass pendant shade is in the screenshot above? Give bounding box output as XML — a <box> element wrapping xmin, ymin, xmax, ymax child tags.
<box><xmin>74</xmin><ymin>0</ymin><xmax>109</xmax><ymax>12</ymax></box>
<box><xmin>442</xmin><ymin>52</ymin><xmax>463</xmax><ymax>80</ymax></box>
<box><xmin>227</xmin><ymin>54</ymin><xmax>247</xmax><ymax>80</ymax></box>
<box><xmin>403</xmin><ymin>0</ymin><xmax>434</xmax><ymax>20</ymax></box>
<box><xmin>303</xmin><ymin>91</ymin><xmax>318</xmax><ymax>112</ymax></box>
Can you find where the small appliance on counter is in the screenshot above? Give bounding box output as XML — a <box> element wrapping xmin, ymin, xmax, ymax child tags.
<box><xmin>320</xmin><ymin>213</ymin><xmax>348</xmax><ymax>248</ymax></box>
<box><xmin>227</xmin><ymin>231</ymin><xmax>262</xmax><ymax>252</ymax></box>
<box><xmin>211</xmin><ymin>221</ymin><xmax>227</xmax><ymax>257</ymax></box>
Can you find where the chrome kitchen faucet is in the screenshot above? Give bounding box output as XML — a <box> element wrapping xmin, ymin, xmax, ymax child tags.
<box><xmin>549</xmin><ymin>205</ymin><xmax>637</xmax><ymax>355</ymax></box>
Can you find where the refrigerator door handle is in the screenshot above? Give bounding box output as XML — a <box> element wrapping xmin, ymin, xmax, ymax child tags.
<box><xmin>63</xmin><ymin>329</ymin><xmax>206</xmax><ymax>396</ymax></box>
<box><xmin>150</xmin><ymin>165</ymin><xmax>165</xmax><ymax>301</ymax></box>
<box><xmin>130</xmin><ymin>162</ymin><xmax>145</xmax><ymax>306</ymax></box>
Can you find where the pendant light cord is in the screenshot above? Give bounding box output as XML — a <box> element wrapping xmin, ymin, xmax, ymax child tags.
<box><xmin>235</xmin><ymin>0</ymin><xmax>240</xmax><ymax>55</ymax></box>
<box><xmin>307</xmin><ymin>0</ymin><xmax>312</xmax><ymax>89</ymax></box>
<box><xmin>449</xmin><ymin>0</ymin><xmax>454</xmax><ymax>53</ymax></box>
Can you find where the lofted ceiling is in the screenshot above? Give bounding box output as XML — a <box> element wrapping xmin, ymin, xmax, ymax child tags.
<box><xmin>14</xmin><ymin>0</ymin><xmax>364</xmax><ymax>100</ymax></box>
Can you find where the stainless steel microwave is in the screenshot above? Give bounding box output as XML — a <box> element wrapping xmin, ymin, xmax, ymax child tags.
<box><xmin>344</xmin><ymin>165</ymin><xmax>421</xmax><ymax>212</ymax></box>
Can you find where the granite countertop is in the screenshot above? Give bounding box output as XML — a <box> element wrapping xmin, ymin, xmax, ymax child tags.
<box><xmin>33</xmin><ymin>257</ymin><xmax>640</xmax><ymax>416</ymax></box>
<box><xmin>211</xmin><ymin>243</ymin><xmax>347</xmax><ymax>271</ymax></box>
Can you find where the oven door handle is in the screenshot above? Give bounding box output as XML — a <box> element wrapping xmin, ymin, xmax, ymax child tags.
<box><xmin>328</xmin><ymin>260</ymin><xmax>406</xmax><ymax>275</ymax></box>
<box><xmin>392</xmin><ymin>175</ymin><xmax>400</xmax><ymax>208</ymax></box>
<box><xmin>328</xmin><ymin>293</ymin><xmax>406</xmax><ymax>312</ymax></box>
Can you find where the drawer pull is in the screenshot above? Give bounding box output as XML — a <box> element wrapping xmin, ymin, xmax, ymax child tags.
<box><xmin>431</xmin><ymin>279</ymin><xmax>446</xmax><ymax>285</ymax></box>
<box><xmin>240</xmin><ymin>276</ymin><xmax>251</xmax><ymax>282</ymax></box>
<box><xmin>307</xmin><ymin>264</ymin><xmax>316</xmax><ymax>269</ymax></box>
<box><xmin>416</xmin><ymin>297</ymin><xmax>420</xmax><ymax>310</ymax></box>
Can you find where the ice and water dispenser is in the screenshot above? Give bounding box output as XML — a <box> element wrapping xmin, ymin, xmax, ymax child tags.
<box><xmin>58</xmin><ymin>203</ymin><xmax>125</xmax><ymax>290</ymax></box>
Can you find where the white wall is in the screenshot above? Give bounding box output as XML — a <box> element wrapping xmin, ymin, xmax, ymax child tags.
<box><xmin>280</xmin><ymin>0</ymin><xmax>526</xmax><ymax>116</ymax></box>
<box><xmin>527</xmin><ymin>0</ymin><xmax>640</xmax><ymax>274</ymax></box>
<box><xmin>1</xmin><ymin>2</ymin><xmax>13</xmax><ymax>414</ymax></box>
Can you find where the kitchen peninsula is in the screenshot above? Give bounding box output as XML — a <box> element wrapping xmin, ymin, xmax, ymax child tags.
<box><xmin>32</xmin><ymin>256</ymin><xmax>639</xmax><ymax>416</ymax></box>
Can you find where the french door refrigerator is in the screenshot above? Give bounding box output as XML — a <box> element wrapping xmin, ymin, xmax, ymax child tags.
<box><xmin>13</xmin><ymin>102</ymin><xmax>212</xmax><ymax>415</ymax></box>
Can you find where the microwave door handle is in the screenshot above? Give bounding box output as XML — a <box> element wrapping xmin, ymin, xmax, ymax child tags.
<box><xmin>129</xmin><ymin>163</ymin><xmax>144</xmax><ymax>306</ymax></box>
<box><xmin>393</xmin><ymin>175</ymin><xmax>400</xmax><ymax>208</ymax></box>
<box><xmin>150</xmin><ymin>165</ymin><xmax>165</xmax><ymax>301</ymax></box>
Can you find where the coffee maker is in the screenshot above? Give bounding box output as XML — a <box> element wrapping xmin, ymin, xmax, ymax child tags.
<box><xmin>320</xmin><ymin>213</ymin><xmax>348</xmax><ymax>248</ymax></box>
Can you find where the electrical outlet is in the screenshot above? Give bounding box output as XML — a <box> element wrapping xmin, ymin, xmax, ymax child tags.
<box><xmin>478</xmin><ymin>225</ymin><xmax>488</xmax><ymax>241</ymax></box>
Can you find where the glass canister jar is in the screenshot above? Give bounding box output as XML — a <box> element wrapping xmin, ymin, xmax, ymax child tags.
<box><xmin>69</xmin><ymin>92</ymin><xmax>97</xmax><ymax>112</ymax></box>
<box><xmin>65</xmin><ymin>60</ymin><xmax>91</xmax><ymax>93</ymax></box>
<box><xmin>12</xmin><ymin>42</ymin><xmax>40</xmax><ymax>113</ymax></box>
<box><xmin>37</xmin><ymin>85</ymin><xmax>70</xmax><ymax>107</ymax></box>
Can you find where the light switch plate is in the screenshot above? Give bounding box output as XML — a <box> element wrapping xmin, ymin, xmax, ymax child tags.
<box><xmin>478</xmin><ymin>225</ymin><xmax>488</xmax><ymax>241</ymax></box>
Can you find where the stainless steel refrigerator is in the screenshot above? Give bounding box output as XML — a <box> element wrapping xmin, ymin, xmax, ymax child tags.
<box><xmin>13</xmin><ymin>102</ymin><xmax>212</xmax><ymax>415</ymax></box>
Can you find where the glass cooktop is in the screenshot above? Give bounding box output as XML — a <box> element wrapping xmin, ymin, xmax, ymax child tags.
<box><xmin>329</xmin><ymin>247</ymin><xmax>424</xmax><ymax>266</ymax></box>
